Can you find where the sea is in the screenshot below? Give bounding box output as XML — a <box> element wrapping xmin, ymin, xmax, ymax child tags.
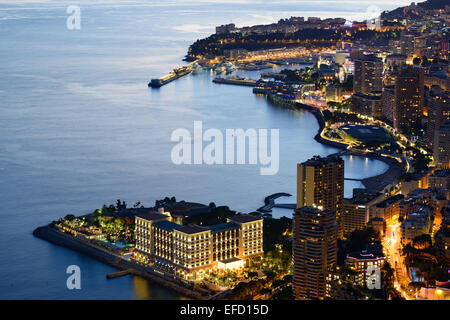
<box><xmin>0</xmin><ymin>0</ymin><xmax>410</xmax><ymax>299</ymax></box>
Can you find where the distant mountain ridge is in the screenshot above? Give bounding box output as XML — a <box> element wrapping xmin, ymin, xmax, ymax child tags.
<box><xmin>381</xmin><ymin>0</ymin><xmax>448</xmax><ymax>20</ymax></box>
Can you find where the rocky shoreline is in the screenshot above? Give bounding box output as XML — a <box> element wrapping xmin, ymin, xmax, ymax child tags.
<box><xmin>33</xmin><ymin>224</ymin><xmax>210</xmax><ymax>300</ymax></box>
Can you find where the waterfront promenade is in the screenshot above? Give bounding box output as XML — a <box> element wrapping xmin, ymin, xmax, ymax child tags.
<box><xmin>266</xmin><ymin>95</ymin><xmax>406</xmax><ymax>194</ymax></box>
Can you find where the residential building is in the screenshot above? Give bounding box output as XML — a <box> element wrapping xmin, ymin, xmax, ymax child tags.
<box><xmin>342</xmin><ymin>189</ymin><xmax>383</xmax><ymax>235</ymax></box>
<box><xmin>326</xmin><ymin>85</ymin><xmax>343</xmax><ymax>102</ymax></box>
<box><xmin>382</xmin><ymin>85</ymin><xmax>396</xmax><ymax>122</ymax></box>
<box><xmin>401</xmin><ymin>207</ymin><xmax>432</xmax><ymax>245</ymax></box>
<box><xmin>394</xmin><ymin>66</ymin><xmax>425</xmax><ymax>131</ymax></box>
<box><xmin>370</xmin><ymin>194</ymin><xmax>405</xmax><ymax>223</ymax></box>
<box><xmin>345</xmin><ymin>251</ymin><xmax>385</xmax><ymax>287</ymax></box>
<box><xmin>400</xmin><ymin>33</ymin><xmax>415</xmax><ymax>57</ymax></box>
<box><xmin>429</xmin><ymin>169</ymin><xmax>450</xmax><ymax>189</ymax></box>
<box><xmin>293</xmin><ymin>206</ymin><xmax>338</xmax><ymax>300</ymax></box>
<box><xmin>401</xmin><ymin>169</ymin><xmax>432</xmax><ymax>196</ymax></box>
<box><xmin>351</xmin><ymin>91</ymin><xmax>382</xmax><ymax>118</ymax></box>
<box><xmin>426</xmin><ymin>91</ymin><xmax>450</xmax><ymax>148</ymax></box>
<box><xmin>434</xmin><ymin>121</ymin><xmax>450</xmax><ymax>169</ymax></box>
<box><xmin>297</xmin><ymin>155</ymin><xmax>344</xmax><ymax>237</ymax></box>
<box><xmin>353</xmin><ymin>55</ymin><xmax>383</xmax><ymax>95</ymax></box>
<box><xmin>385</xmin><ymin>54</ymin><xmax>406</xmax><ymax>68</ymax></box>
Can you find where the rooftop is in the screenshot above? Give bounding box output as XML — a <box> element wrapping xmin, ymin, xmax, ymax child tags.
<box><xmin>347</xmin><ymin>250</ymin><xmax>385</xmax><ymax>260</ymax></box>
<box><xmin>301</xmin><ymin>155</ymin><xmax>344</xmax><ymax>168</ymax></box>
<box><xmin>228</xmin><ymin>214</ymin><xmax>262</xmax><ymax>223</ymax></box>
<box><xmin>375</xmin><ymin>194</ymin><xmax>405</xmax><ymax>208</ymax></box>
<box><xmin>345</xmin><ymin>189</ymin><xmax>381</xmax><ymax>205</ymax></box>
<box><xmin>153</xmin><ymin>221</ymin><xmax>210</xmax><ymax>234</ymax></box>
<box><xmin>177</xmin><ymin>224</ymin><xmax>209</xmax><ymax>234</ymax></box>
<box><xmin>431</xmin><ymin>169</ymin><xmax>450</xmax><ymax>177</ymax></box>
<box><xmin>208</xmin><ymin>222</ymin><xmax>239</xmax><ymax>232</ymax></box>
<box><xmin>135</xmin><ymin>211</ymin><xmax>169</xmax><ymax>221</ymax></box>
<box><xmin>152</xmin><ymin>220</ymin><xmax>183</xmax><ymax>232</ymax></box>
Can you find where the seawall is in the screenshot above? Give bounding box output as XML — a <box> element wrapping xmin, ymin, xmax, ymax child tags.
<box><xmin>295</xmin><ymin>102</ymin><xmax>348</xmax><ymax>149</ymax></box>
<box><xmin>33</xmin><ymin>225</ymin><xmax>208</xmax><ymax>300</ymax></box>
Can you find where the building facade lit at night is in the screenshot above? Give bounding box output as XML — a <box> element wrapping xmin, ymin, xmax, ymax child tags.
<box><xmin>134</xmin><ymin>211</ymin><xmax>263</xmax><ymax>280</ymax></box>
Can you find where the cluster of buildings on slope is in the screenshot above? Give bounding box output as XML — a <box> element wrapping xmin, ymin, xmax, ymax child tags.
<box><xmin>218</xmin><ymin>7</ymin><xmax>449</xmax><ymax>167</ymax></box>
<box><xmin>292</xmin><ymin>154</ymin><xmax>449</xmax><ymax>300</ymax></box>
<box><xmin>215</xmin><ymin>17</ymin><xmax>350</xmax><ymax>37</ymax></box>
<box><xmin>133</xmin><ymin>208</ymin><xmax>263</xmax><ymax>280</ymax></box>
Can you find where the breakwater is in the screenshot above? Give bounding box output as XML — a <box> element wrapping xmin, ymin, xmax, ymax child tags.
<box><xmin>212</xmin><ymin>77</ymin><xmax>256</xmax><ymax>87</ymax></box>
<box><xmin>33</xmin><ymin>225</ymin><xmax>210</xmax><ymax>300</ymax></box>
<box><xmin>258</xmin><ymin>192</ymin><xmax>294</xmax><ymax>212</ymax></box>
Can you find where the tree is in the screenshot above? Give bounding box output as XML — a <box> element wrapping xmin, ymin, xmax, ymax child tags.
<box><xmin>260</xmin><ymin>287</ymin><xmax>272</xmax><ymax>295</ymax></box>
<box><xmin>133</xmin><ymin>201</ymin><xmax>141</xmax><ymax>208</ymax></box>
<box><xmin>283</xmin><ymin>274</ymin><xmax>292</xmax><ymax>283</ymax></box>
<box><xmin>421</xmin><ymin>56</ymin><xmax>430</xmax><ymax>66</ymax></box>
<box><xmin>247</xmin><ymin>272</ymin><xmax>258</xmax><ymax>280</ymax></box>
<box><xmin>412</xmin><ymin>234</ymin><xmax>432</xmax><ymax>249</ymax></box>
<box><xmin>64</xmin><ymin>214</ymin><xmax>76</xmax><ymax>221</ymax></box>
<box><xmin>115</xmin><ymin>199</ymin><xmax>127</xmax><ymax>211</ymax></box>
<box><xmin>272</xmin><ymin>279</ymin><xmax>285</xmax><ymax>289</ymax></box>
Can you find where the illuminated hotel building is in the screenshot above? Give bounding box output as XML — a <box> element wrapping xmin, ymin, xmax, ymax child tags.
<box><xmin>134</xmin><ymin>211</ymin><xmax>263</xmax><ymax>280</ymax></box>
<box><xmin>293</xmin><ymin>206</ymin><xmax>338</xmax><ymax>300</ymax></box>
<box><xmin>297</xmin><ymin>155</ymin><xmax>344</xmax><ymax>237</ymax></box>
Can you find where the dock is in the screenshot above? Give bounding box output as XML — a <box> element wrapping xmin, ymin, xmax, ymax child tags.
<box><xmin>212</xmin><ymin>77</ymin><xmax>256</xmax><ymax>87</ymax></box>
<box><xmin>106</xmin><ymin>269</ymin><xmax>133</xmax><ymax>279</ymax></box>
<box><xmin>148</xmin><ymin>60</ymin><xmax>198</xmax><ymax>88</ymax></box>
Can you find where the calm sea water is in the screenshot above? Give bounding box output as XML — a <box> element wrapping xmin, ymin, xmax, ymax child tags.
<box><xmin>0</xmin><ymin>0</ymin><xmax>406</xmax><ymax>299</ymax></box>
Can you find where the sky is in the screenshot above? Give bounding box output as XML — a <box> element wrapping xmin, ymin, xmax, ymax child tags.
<box><xmin>0</xmin><ymin>0</ymin><xmax>414</xmax><ymax>6</ymax></box>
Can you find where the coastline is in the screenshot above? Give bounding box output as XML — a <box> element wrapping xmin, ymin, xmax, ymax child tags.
<box><xmin>267</xmin><ymin>94</ymin><xmax>406</xmax><ymax>194</ymax></box>
<box><xmin>32</xmin><ymin>78</ymin><xmax>404</xmax><ymax>300</ymax></box>
<box><xmin>297</xmin><ymin>101</ymin><xmax>406</xmax><ymax>193</ymax></box>
<box><xmin>33</xmin><ymin>224</ymin><xmax>210</xmax><ymax>300</ymax></box>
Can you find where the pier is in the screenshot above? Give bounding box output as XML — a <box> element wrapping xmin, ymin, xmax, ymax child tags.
<box><xmin>212</xmin><ymin>77</ymin><xmax>256</xmax><ymax>87</ymax></box>
<box><xmin>148</xmin><ymin>60</ymin><xmax>198</xmax><ymax>88</ymax></box>
<box><xmin>106</xmin><ymin>269</ymin><xmax>133</xmax><ymax>279</ymax></box>
<box><xmin>258</xmin><ymin>192</ymin><xmax>294</xmax><ymax>212</ymax></box>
